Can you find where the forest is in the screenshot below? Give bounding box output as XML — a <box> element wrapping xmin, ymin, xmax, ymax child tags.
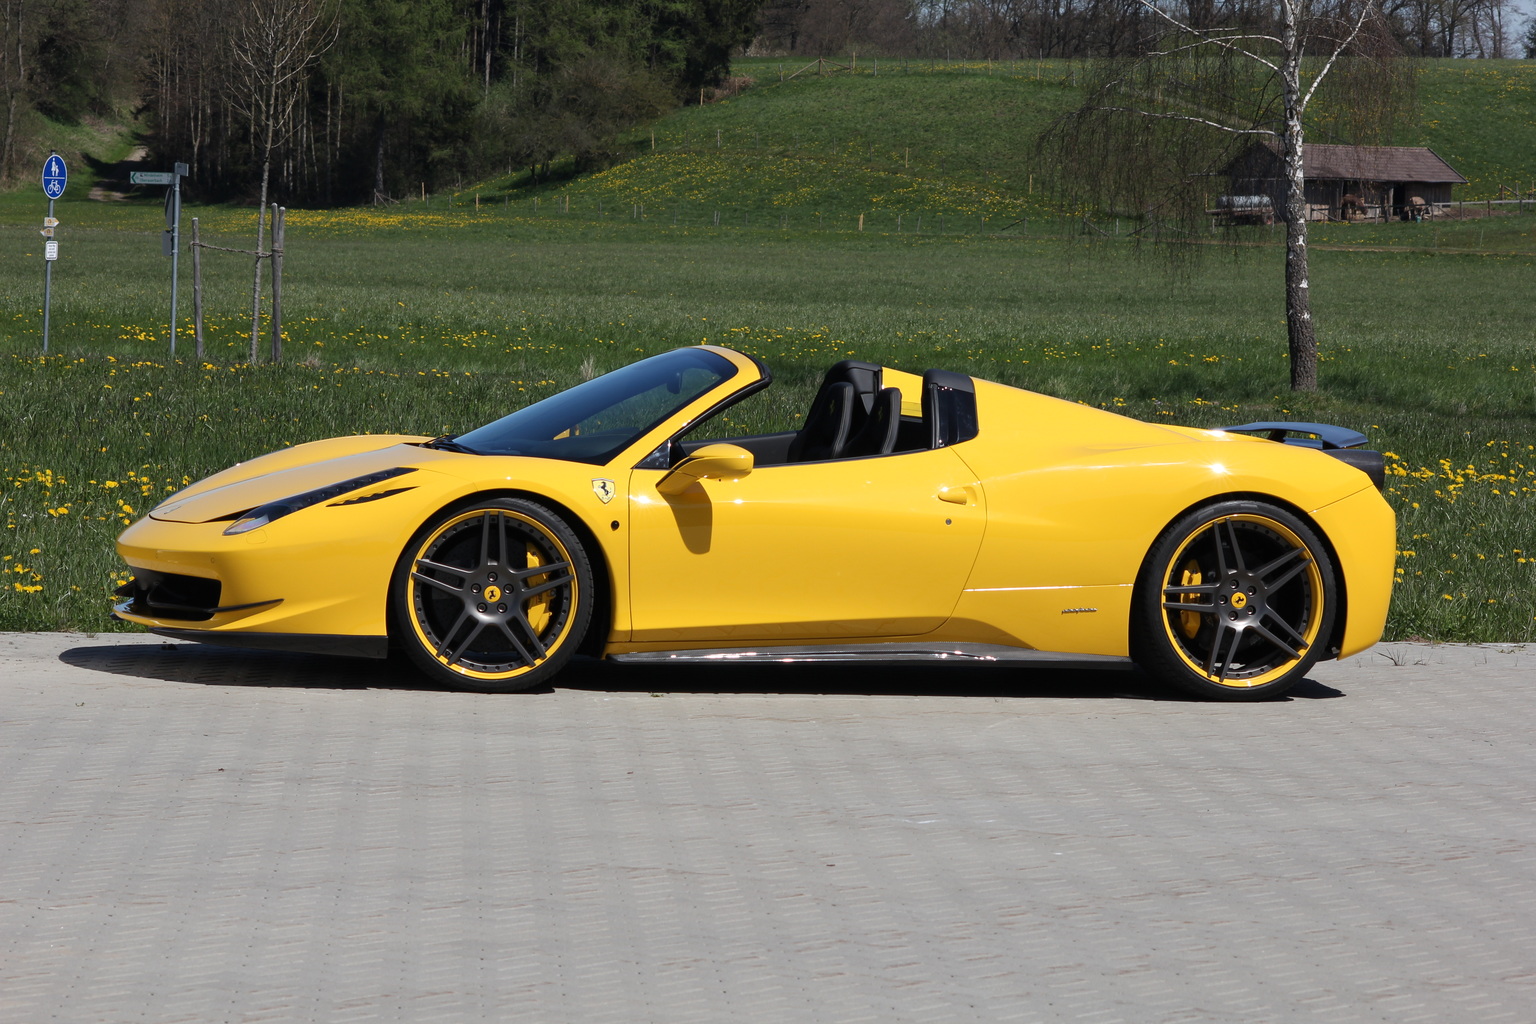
<box><xmin>1</xmin><ymin>0</ymin><xmax>1531</xmax><ymax>206</ymax></box>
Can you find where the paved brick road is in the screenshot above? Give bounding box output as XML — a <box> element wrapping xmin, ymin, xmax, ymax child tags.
<box><xmin>2</xmin><ymin>633</ymin><xmax>1533</xmax><ymax>1023</ymax></box>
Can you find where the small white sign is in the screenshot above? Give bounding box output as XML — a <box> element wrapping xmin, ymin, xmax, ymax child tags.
<box><xmin>44</xmin><ymin>240</ymin><xmax>59</xmax><ymax>261</ymax></box>
<box><xmin>39</xmin><ymin>227</ymin><xmax>54</xmax><ymax>238</ymax></box>
<box><xmin>43</xmin><ymin>216</ymin><xmax>59</xmax><ymax>228</ymax></box>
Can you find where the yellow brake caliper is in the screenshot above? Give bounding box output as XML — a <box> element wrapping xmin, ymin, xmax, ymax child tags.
<box><xmin>524</xmin><ymin>542</ymin><xmax>551</xmax><ymax>636</ymax></box>
<box><xmin>1178</xmin><ymin>559</ymin><xmax>1204</xmax><ymax>638</ymax></box>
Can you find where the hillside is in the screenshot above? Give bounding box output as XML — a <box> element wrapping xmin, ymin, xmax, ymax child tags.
<box><xmin>1411</xmin><ymin>60</ymin><xmax>1536</xmax><ymax>197</ymax></box>
<box><xmin>474</xmin><ymin>57</ymin><xmax>1535</xmax><ymax>220</ymax></box>
<box><xmin>484</xmin><ymin>59</ymin><xmax>1082</xmax><ymax>227</ymax></box>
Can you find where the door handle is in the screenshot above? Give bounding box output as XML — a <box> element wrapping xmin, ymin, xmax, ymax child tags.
<box><xmin>936</xmin><ymin>485</ymin><xmax>972</xmax><ymax>505</ymax></box>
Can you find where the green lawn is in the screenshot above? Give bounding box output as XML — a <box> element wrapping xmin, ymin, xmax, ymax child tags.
<box><xmin>2</xmin><ymin>195</ymin><xmax>1532</xmax><ymax>640</ymax></box>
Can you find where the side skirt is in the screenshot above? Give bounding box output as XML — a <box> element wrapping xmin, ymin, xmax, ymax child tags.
<box><xmin>610</xmin><ymin>642</ymin><xmax>1135</xmax><ymax>670</ymax></box>
<box><xmin>146</xmin><ymin>626</ymin><xmax>390</xmax><ymax>660</ymax></box>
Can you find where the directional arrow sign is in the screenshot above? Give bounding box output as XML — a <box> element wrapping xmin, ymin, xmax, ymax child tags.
<box><xmin>43</xmin><ymin>216</ymin><xmax>59</xmax><ymax>228</ymax></box>
<box><xmin>42</xmin><ymin>155</ymin><xmax>67</xmax><ymax>199</ymax></box>
<box><xmin>39</xmin><ymin>227</ymin><xmax>54</xmax><ymax>238</ymax></box>
<box><xmin>131</xmin><ymin>171</ymin><xmax>176</xmax><ymax>186</ymax></box>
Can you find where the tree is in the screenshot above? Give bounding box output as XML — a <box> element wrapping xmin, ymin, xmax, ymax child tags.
<box><xmin>229</xmin><ymin>0</ymin><xmax>338</xmax><ymax>361</ymax></box>
<box><xmin>1043</xmin><ymin>0</ymin><xmax>1409</xmax><ymax>392</ymax></box>
<box><xmin>322</xmin><ymin>0</ymin><xmax>471</xmax><ymax>203</ymax></box>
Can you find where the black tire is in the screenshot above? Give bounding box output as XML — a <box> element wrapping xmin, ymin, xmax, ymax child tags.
<box><xmin>391</xmin><ymin>497</ymin><xmax>593</xmax><ymax>692</ymax></box>
<box><xmin>1132</xmin><ymin>500</ymin><xmax>1337</xmax><ymax>701</ymax></box>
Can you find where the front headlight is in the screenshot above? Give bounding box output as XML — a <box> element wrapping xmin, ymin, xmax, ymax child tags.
<box><xmin>223</xmin><ymin>467</ymin><xmax>417</xmax><ymax>535</ymax></box>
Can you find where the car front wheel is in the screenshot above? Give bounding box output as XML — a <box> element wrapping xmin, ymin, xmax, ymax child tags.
<box><xmin>392</xmin><ymin>498</ymin><xmax>592</xmax><ymax>692</ymax></box>
<box><xmin>1133</xmin><ymin>500</ymin><xmax>1337</xmax><ymax>701</ymax></box>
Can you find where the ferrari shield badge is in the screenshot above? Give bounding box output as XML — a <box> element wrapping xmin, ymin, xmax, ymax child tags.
<box><xmin>591</xmin><ymin>478</ymin><xmax>616</xmax><ymax>504</ymax></box>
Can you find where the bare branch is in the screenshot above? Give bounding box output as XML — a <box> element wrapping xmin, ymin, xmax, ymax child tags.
<box><xmin>1095</xmin><ymin>107</ymin><xmax>1281</xmax><ymax>137</ymax></box>
<box><xmin>1133</xmin><ymin>0</ymin><xmax>1281</xmax><ymax>71</ymax></box>
<box><xmin>1300</xmin><ymin>1</ymin><xmax>1382</xmax><ymax>112</ymax></box>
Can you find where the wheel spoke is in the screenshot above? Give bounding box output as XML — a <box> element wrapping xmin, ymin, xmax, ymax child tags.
<box><xmin>498</xmin><ymin>615</ymin><xmax>545</xmax><ymax>663</ymax></box>
<box><xmin>512</xmin><ymin>559</ymin><xmax>570</xmax><ymax>583</ymax></box>
<box><xmin>434</xmin><ymin>609</ymin><xmax>477</xmax><ymax>663</ymax></box>
<box><xmin>1262</xmin><ymin>553</ymin><xmax>1311</xmax><ymax>592</ymax></box>
<box><xmin>411</xmin><ymin>570</ymin><xmax>463</xmax><ymax>597</ymax></box>
<box><xmin>1219</xmin><ymin>518</ymin><xmax>1247</xmax><ymax>573</ymax></box>
<box><xmin>520</xmin><ymin>572</ymin><xmax>574</xmax><ymax>601</ymax></box>
<box><xmin>415</xmin><ymin>557</ymin><xmax>470</xmax><ymax>581</ymax></box>
<box><xmin>479</xmin><ymin>512</ymin><xmax>494</xmax><ymax>568</ymax></box>
<box><xmin>1260</xmin><ymin>606</ymin><xmax>1310</xmax><ymax>649</ymax></box>
<box><xmin>1250</xmin><ymin>616</ymin><xmax>1303</xmax><ymax>660</ymax></box>
<box><xmin>1206</xmin><ymin>622</ymin><xmax>1243</xmax><ymax>682</ymax></box>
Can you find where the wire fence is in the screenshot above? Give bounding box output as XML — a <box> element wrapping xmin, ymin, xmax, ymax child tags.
<box><xmin>393</xmin><ymin>191</ymin><xmax>1060</xmax><ymax>238</ymax></box>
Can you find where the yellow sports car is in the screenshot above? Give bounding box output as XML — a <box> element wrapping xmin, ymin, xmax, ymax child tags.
<box><xmin>115</xmin><ymin>345</ymin><xmax>1394</xmax><ymax>700</ymax></box>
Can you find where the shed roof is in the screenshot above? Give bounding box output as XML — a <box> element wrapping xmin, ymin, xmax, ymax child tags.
<box><xmin>1254</xmin><ymin>143</ymin><xmax>1467</xmax><ymax>184</ymax></box>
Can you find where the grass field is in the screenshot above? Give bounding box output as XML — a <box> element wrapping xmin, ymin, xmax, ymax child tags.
<box><xmin>1</xmin><ymin>61</ymin><xmax>1533</xmax><ymax>643</ymax></box>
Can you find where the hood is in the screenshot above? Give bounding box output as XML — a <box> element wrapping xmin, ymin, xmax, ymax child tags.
<box><xmin>149</xmin><ymin>436</ymin><xmax>445</xmax><ymax>524</ymax></box>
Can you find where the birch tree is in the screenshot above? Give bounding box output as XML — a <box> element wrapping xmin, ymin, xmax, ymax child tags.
<box><xmin>1044</xmin><ymin>0</ymin><xmax>1408</xmax><ymax>392</ymax></box>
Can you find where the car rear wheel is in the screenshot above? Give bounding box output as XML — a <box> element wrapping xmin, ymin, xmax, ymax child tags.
<box><xmin>392</xmin><ymin>498</ymin><xmax>592</xmax><ymax>692</ymax></box>
<box><xmin>1133</xmin><ymin>500</ymin><xmax>1336</xmax><ymax>701</ymax></box>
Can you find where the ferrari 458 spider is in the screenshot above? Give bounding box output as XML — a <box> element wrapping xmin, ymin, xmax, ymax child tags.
<box><xmin>115</xmin><ymin>346</ymin><xmax>1394</xmax><ymax>700</ymax></box>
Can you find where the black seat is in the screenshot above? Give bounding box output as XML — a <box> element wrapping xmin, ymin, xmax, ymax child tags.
<box><xmin>825</xmin><ymin>360</ymin><xmax>883</xmax><ymax>421</ymax></box>
<box><xmin>843</xmin><ymin>387</ymin><xmax>902</xmax><ymax>458</ymax></box>
<box><xmin>787</xmin><ymin>381</ymin><xmax>855</xmax><ymax>462</ymax></box>
<box><xmin>921</xmin><ymin>369</ymin><xmax>979</xmax><ymax>449</ymax></box>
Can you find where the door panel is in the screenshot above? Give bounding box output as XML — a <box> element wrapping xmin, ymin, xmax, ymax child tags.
<box><xmin>627</xmin><ymin>447</ymin><xmax>985</xmax><ymax>643</ymax></box>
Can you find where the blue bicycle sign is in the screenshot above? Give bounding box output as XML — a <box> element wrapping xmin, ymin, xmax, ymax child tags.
<box><xmin>42</xmin><ymin>154</ymin><xmax>67</xmax><ymax>199</ymax></box>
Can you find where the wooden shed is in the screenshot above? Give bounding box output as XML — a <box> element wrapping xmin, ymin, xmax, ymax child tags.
<box><xmin>1225</xmin><ymin>143</ymin><xmax>1467</xmax><ymax>221</ymax></box>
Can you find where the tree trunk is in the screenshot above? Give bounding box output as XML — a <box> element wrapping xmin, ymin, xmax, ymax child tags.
<box><xmin>1280</xmin><ymin>1</ymin><xmax>1318</xmax><ymax>393</ymax></box>
<box><xmin>373</xmin><ymin>114</ymin><xmax>386</xmax><ymax>203</ymax></box>
<box><xmin>251</xmin><ymin>147</ymin><xmax>270</xmax><ymax>363</ymax></box>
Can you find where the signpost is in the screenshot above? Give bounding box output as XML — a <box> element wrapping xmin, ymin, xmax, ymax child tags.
<box><xmin>40</xmin><ymin>153</ymin><xmax>67</xmax><ymax>353</ymax></box>
<box><xmin>134</xmin><ymin>163</ymin><xmax>189</xmax><ymax>357</ymax></box>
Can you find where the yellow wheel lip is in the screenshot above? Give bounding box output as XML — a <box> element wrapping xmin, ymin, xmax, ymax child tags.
<box><xmin>1160</xmin><ymin>513</ymin><xmax>1326</xmax><ymax>688</ymax></box>
<box><xmin>405</xmin><ymin>507</ymin><xmax>580</xmax><ymax>681</ymax></box>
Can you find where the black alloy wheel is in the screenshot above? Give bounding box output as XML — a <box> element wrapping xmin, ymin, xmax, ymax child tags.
<box><xmin>1133</xmin><ymin>500</ymin><xmax>1337</xmax><ymax>701</ymax></box>
<box><xmin>392</xmin><ymin>498</ymin><xmax>592</xmax><ymax>691</ymax></box>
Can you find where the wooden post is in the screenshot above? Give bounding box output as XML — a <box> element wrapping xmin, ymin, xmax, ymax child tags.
<box><xmin>192</xmin><ymin>217</ymin><xmax>204</xmax><ymax>360</ymax></box>
<box><xmin>858</xmin><ymin>213</ymin><xmax>864</xmax><ymax>231</ymax></box>
<box><xmin>270</xmin><ymin>205</ymin><xmax>285</xmax><ymax>363</ymax></box>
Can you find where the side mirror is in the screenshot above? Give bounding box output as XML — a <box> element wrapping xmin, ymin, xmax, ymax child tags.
<box><xmin>657</xmin><ymin>443</ymin><xmax>754</xmax><ymax>496</ymax></box>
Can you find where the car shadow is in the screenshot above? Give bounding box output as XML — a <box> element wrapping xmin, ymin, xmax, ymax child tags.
<box><xmin>59</xmin><ymin>642</ymin><xmax>1345</xmax><ymax>702</ymax></box>
<box><xmin>60</xmin><ymin>642</ymin><xmax>440</xmax><ymax>692</ymax></box>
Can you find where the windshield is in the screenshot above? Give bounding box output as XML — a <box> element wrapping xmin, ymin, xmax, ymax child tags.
<box><xmin>451</xmin><ymin>348</ymin><xmax>739</xmax><ymax>464</ymax></box>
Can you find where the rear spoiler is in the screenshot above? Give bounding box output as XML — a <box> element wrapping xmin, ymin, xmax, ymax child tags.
<box><xmin>1218</xmin><ymin>421</ymin><xmax>1384</xmax><ymax>490</ymax></box>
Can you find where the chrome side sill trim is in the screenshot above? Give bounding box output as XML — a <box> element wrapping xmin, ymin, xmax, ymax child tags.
<box><xmin>610</xmin><ymin>642</ymin><xmax>1134</xmax><ymax>670</ymax></box>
